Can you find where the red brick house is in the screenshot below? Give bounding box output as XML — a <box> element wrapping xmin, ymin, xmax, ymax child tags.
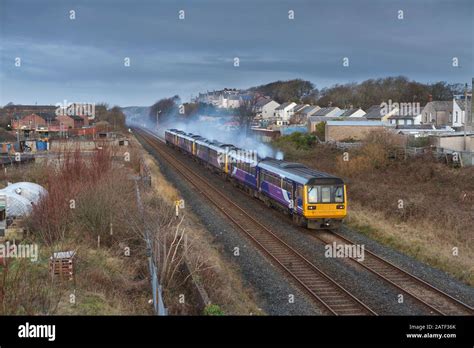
<box><xmin>11</xmin><ymin>114</ymin><xmax>47</xmax><ymax>130</ymax></box>
<box><xmin>55</xmin><ymin>115</ymin><xmax>75</xmax><ymax>130</ymax></box>
<box><xmin>71</xmin><ymin>115</ymin><xmax>89</xmax><ymax>128</ymax></box>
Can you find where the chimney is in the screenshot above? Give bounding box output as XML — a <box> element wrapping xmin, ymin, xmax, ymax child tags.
<box><xmin>428</xmin><ymin>94</ymin><xmax>433</xmax><ymax>102</ymax></box>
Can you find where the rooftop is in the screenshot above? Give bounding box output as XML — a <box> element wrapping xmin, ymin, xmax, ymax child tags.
<box><xmin>313</xmin><ymin>107</ymin><xmax>339</xmax><ymax>116</ymax></box>
<box><xmin>326</xmin><ymin>120</ymin><xmax>384</xmax><ymax>126</ymax></box>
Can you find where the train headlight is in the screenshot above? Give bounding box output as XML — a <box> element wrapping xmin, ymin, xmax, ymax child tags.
<box><xmin>307</xmin><ymin>206</ymin><xmax>316</xmax><ymax>210</ymax></box>
<box><xmin>336</xmin><ymin>205</ymin><xmax>345</xmax><ymax>209</ymax></box>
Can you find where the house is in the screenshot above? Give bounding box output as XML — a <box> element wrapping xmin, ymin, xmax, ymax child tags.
<box><xmin>274</xmin><ymin>102</ymin><xmax>297</xmax><ymax>125</ymax></box>
<box><xmin>365</xmin><ymin>105</ymin><xmax>398</xmax><ymax>124</ymax></box>
<box><xmin>227</xmin><ymin>95</ymin><xmax>241</xmax><ymax>109</ymax></box>
<box><xmin>296</xmin><ymin>105</ymin><xmax>320</xmax><ymax>118</ymax></box>
<box><xmin>325</xmin><ymin>120</ymin><xmax>386</xmax><ymax>142</ymax></box>
<box><xmin>11</xmin><ymin>113</ymin><xmax>47</xmax><ymax>130</ymax></box>
<box><xmin>291</xmin><ymin>104</ymin><xmax>309</xmax><ymax>114</ymax></box>
<box><xmin>253</xmin><ymin>99</ymin><xmax>280</xmax><ymax>119</ymax></box>
<box><xmin>55</xmin><ymin>115</ymin><xmax>75</xmax><ymax>130</ymax></box>
<box><xmin>312</xmin><ymin>107</ymin><xmax>342</xmax><ymax>117</ymax></box>
<box><xmin>421</xmin><ymin>101</ymin><xmax>453</xmax><ymax>126</ymax></box>
<box><xmin>289</xmin><ymin>104</ymin><xmax>310</xmax><ymax>124</ymax></box>
<box><xmin>451</xmin><ymin>99</ymin><xmax>469</xmax><ymax>127</ymax></box>
<box><xmin>339</xmin><ymin>108</ymin><xmax>366</xmax><ymax>118</ymax></box>
<box><xmin>218</xmin><ymin>93</ymin><xmax>241</xmax><ymax>108</ymax></box>
<box><xmin>387</xmin><ymin>109</ymin><xmax>422</xmax><ymax>126</ymax></box>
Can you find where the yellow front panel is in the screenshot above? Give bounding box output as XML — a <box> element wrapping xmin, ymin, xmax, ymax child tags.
<box><xmin>303</xmin><ymin>185</ymin><xmax>347</xmax><ymax>219</ymax></box>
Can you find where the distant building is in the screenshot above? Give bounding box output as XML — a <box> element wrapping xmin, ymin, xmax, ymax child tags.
<box><xmin>393</xmin><ymin>124</ymin><xmax>455</xmax><ymax>136</ymax></box>
<box><xmin>339</xmin><ymin>108</ymin><xmax>366</xmax><ymax>118</ymax></box>
<box><xmin>387</xmin><ymin>109</ymin><xmax>423</xmax><ymax>126</ymax></box>
<box><xmin>325</xmin><ymin>120</ymin><xmax>386</xmax><ymax>142</ymax></box>
<box><xmin>253</xmin><ymin>99</ymin><xmax>280</xmax><ymax>119</ymax></box>
<box><xmin>11</xmin><ymin>114</ymin><xmax>47</xmax><ymax>130</ymax></box>
<box><xmin>365</xmin><ymin>105</ymin><xmax>398</xmax><ymax>124</ymax></box>
<box><xmin>196</xmin><ymin>88</ymin><xmax>243</xmax><ymax>108</ymax></box>
<box><xmin>274</xmin><ymin>102</ymin><xmax>297</xmax><ymax>125</ymax></box>
<box><xmin>1</xmin><ymin>104</ymin><xmax>57</xmax><ymax>120</ymax></box>
<box><xmin>312</xmin><ymin>107</ymin><xmax>342</xmax><ymax>117</ymax></box>
<box><xmin>55</xmin><ymin>115</ymin><xmax>75</xmax><ymax>130</ymax></box>
<box><xmin>452</xmin><ymin>98</ymin><xmax>472</xmax><ymax>128</ymax></box>
<box><xmin>291</xmin><ymin>104</ymin><xmax>309</xmax><ymax>114</ymax></box>
<box><xmin>289</xmin><ymin>104</ymin><xmax>310</xmax><ymax>124</ymax></box>
<box><xmin>295</xmin><ymin>105</ymin><xmax>321</xmax><ymax>119</ymax></box>
<box><xmin>421</xmin><ymin>101</ymin><xmax>453</xmax><ymax>126</ymax></box>
<box><xmin>307</xmin><ymin>116</ymin><xmax>340</xmax><ymax>133</ymax></box>
<box><xmin>429</xmin><ymin>132</ymin><xmax>474</xmax><ymax>153</ymax></box>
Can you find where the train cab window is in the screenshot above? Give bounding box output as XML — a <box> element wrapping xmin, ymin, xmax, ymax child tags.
<box><xmin>321</xmin><ymin>187</ymin><xmax>331</xmax><ymax>203</ymax></box>
<box><xmin>307</xmin><ymin>186</ymin><xmax>319</xmax><ymax>203</ymax></box>
<box><xmin>334</xmin><ymin>186</ymin><xmax>344</xmax><ymax>203</ymax></box>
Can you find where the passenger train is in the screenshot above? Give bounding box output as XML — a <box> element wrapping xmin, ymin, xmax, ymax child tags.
<box><xmin>165</xmin><ymin>129</ymin><xmax>347</xmax><ymax>230</ymax></box>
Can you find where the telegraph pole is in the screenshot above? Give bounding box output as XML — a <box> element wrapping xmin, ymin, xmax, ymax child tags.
<box><xmin>464</xmin><ymin>83</ymin><xmax>468</xmax><ymax>151</ymax></box>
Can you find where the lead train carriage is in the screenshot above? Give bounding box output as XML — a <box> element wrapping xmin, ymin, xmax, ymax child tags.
<box><xmin>165</xmin><ymin>129</ymin><xmax>347</xmax><ymax>230</ymax></box>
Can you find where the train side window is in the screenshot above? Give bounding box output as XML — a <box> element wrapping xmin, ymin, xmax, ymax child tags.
<box><xmin>260</xmin><ymin>172</ymin><xmax>265</xmax><ymax>185</ymax></box>
<box><xmin>321</xmin><ymin>186</ymin><xmax>331</xmax><ymax>203</ymax></box>
<box><xmin>273</xmin><ymin>175</ymin><xmax>280</xmax><ymax>186</ymax></box>
<box><xmin>249</xmin><ymin>165</ymin><xmax>256</xmax><ymax>176</ymax></box>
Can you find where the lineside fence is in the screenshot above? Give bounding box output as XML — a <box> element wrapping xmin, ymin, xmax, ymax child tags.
<box><xmin>135</xmin><ymin>159</ymin><xmax>167</xmax><ymax>315</ymax></box>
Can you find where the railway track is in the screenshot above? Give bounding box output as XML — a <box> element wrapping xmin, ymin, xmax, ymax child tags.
<box><xmin>311</xmin><ymin>231</ymin><xmax>474</xmax><ymax>316</ymax></box>
<box><xmin>134</xmin><ymin>127</ymin><xmax>376</xmax><ymax>316</ymax></box>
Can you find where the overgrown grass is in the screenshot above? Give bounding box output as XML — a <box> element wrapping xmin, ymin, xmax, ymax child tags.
<box><xmin>1</xmin><ymin>143</ymin><xmax>152</xmax><ymax>315</ymax></box>
<box><xmin>137</xmin><ymin>145</ymin><xmax>263</xmax><ymax>315</ymax></box>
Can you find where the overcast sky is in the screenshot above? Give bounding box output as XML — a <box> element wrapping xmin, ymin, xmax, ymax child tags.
<box><xmin>0</xmin><ymin>0</ymin><xmax>472</xmax><ymax>106</ymax></box>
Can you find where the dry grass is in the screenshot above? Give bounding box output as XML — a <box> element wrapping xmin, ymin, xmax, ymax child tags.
<box><xmin>1</xmin><ymin>143</ymin><xmax>153</xmax><ymax>315</ymax></box>
<box><xmin>136</xmin><ymin>143</ymin><xmax>262</xmax><ymax>315</ymax></box>
<box><xmin>273</xmin><ymin>130</ymin><xmax>474</xmax><ymax>285</ymax></box>
<box><xmin>56</xmin><ymin>248</ymin><xmax>151</xmax><ymax>315</ymax></box>
<box><xmin>346</xmin><ymin>202</ymin><xmax>473</xmax><ymax>285</ymax></box>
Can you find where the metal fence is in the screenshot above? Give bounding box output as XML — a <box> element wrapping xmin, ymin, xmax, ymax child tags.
<box><xmin>433</xmin><ymin>147</ymin><xmax>474</xmax><ymax>167</ymax></box>
<box><xmin>327</xmin><ymin>142</ymin><xmax>474</xmax><ymax>166</ymax></box>
<box><xmin>134</xmin><ymin>177</ymin><xmax>167</xmax><ymax>316</ymax></box>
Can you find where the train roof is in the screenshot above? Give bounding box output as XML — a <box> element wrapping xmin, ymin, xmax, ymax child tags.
<box><xmin>258</xmin><ymin>158</ymin><xmax>343</xmax><ymax>185</ymax></box>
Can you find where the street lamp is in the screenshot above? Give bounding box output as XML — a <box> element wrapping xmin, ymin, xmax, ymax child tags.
<box><xmin>156</xmin><ymin>110</ymin><xmax>161</xmax><ymax>131</ymax></box>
